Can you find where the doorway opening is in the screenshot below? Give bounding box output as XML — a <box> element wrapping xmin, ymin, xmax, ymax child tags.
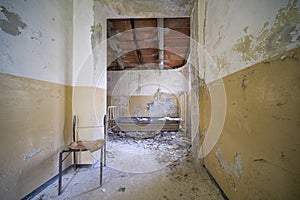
<box><xmin>106</xmin><ymin>17</ymin><xmax>191</xmax><ymax>173</ymax></box>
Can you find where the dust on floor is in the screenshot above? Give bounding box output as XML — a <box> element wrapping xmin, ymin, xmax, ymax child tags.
<box><xmin>32</xmin><ymin>131</ymin><xmax>225</xmax><ymax>200</ymax></box>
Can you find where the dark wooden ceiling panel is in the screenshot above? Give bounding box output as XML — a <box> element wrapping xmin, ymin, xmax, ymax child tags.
<box><xmin>164</xmin><ymin>37</ymin><xmax>190</xmax><ymax>48</ymax></box>
<box><xmin>164</xmin><ymin>28</ymin><xmax>190</xmax><ymax>38</ymax></box>
<box><xmin>134</xmin><ymin>18</ymin><xmax>157</xmax><ymax>28</ymax></box>
<box><xmin>107</xmin><ymin>18</ymin><xmax>190</xmax><ymax>70</ymax></box>
<box><xmin>164</xmin><ymin>18</ymin><xmax>190</xmax><ymax>29</ymax></box>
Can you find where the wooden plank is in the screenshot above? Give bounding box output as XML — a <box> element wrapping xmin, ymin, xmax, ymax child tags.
<box><xmin>164</xmin><ymin>53</ymin><xmax>185</xmax><ymax>60</ymax></box>
<box><xmin>114</xmin><ymin>31</ymin><xmax>157</xmax><ymax>41</ymax></box>
<box><xmin>164</xmin><ymin>28</ymin><xmax>190</xmax><ymax>37</ymax></box>
<box><xmin>165</xmin><ymin>60</ymin><xmax>186</xmax><ymax>68</ymax></box>
<box><xmin>164</xmin><ymin>38</ymin><xmax>189</xmax><ymax>47</ymax></box>
<box><xmin>108</xmin><ymin>19</ymin><xmax>131</xmax><ymax>31</ymax></box>
<box><xmin>164</xmin><ymin>47</ymin><xmax>189</xmax><ymax>55</ymax></box>
<box><xmin>136</xmin><ymin>40</ymin><xmax>158</xmax><ymax>49</ymax></box>
<box><xmin>134</xmin><ymin>18</ymin><xmax>157</xmax><ymax>28</ymax></box>
<box><xmin>139</xmin><ymin>48</ymin><xmax>159</xmax><ymax>54</ymax></box>
<box><xmin>164</xmin><ymin>18</ymin><xmax>190</xmax><ymax>29</ymax></box>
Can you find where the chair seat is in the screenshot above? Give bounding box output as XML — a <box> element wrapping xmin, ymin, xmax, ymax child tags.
<box><xmin>68</xmin><ymin>139</ymin><xmax>104</xmax><ymax>152</ymax></box>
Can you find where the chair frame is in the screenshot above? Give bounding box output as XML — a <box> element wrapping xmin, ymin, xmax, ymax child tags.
<box><xmin>58</xmin><ymin>115</ymin><xmax>104</xmax><ymax>195</ymax></box>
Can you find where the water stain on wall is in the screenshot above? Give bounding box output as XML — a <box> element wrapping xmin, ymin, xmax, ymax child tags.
<box><xmin>0</xmin><ymin>6</ymin><xmax>26</xmax><ymax>36</ymax></box>
<box><xmin>233</xmin><ymin>0</ymin><xmax>300</xmax><ymax>62</ymax></box>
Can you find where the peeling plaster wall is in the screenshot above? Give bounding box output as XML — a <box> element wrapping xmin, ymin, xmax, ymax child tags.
<box><xmin>107</xmin><ymin>68</ymin><xmax>188</xmax><ymax>118</ymax></box>
<box><xmin>0</xmin><ymin>1</ymin><xmax>73</xmax><ymax>198</ymax></box>
<box><xmin>107</xmin><ymin>69</ymin><xmax>188</xmax><ymax>96</ymax></box>
<box><xmin>0</xmin><ymin>0</ymin><xmax>73</xmax><ymax>85</ymax></box>
<box><xmin>192</xmin><ymin>1</ymin><xmax>300</xmax><ymax>199</ymax></box>
<box><xmin>97</xmin><ymin>0</ymin><xmax>194</xmax><ymax>18</ymax></box>
<box><xmin>201</xmin><ymin>0</ymin><xmax>300</xmax><ymax>83</ymax></box>
<box><xmin>189</xmin><ymin>0</ymin><xmax>205</xmax><ymax>79</ymax></box>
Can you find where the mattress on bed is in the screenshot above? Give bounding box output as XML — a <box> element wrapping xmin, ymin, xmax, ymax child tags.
<box><xmin>111</xmin><ymin>117</ymin><xmax>182</xmax><ymax>132</ymax></box>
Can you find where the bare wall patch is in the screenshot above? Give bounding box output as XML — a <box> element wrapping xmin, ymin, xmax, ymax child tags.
<box><xmin>215</xmin><ymin>148</ymin><xmax>244</xmax><ymax>179</ymax></box>
<box><xmin>23</xmin><ymin>148</ymin><xmax>41</xmax><ymax>160</ymax></box>
<box><xmin>0</xmin><ymin>6</ymin><xmax>26</xmax><ymax>36</ymax></box>
<box><xmin>233</xmin><ymin>0</ymin><xmax>300</xmax><ymax>62</ymax></box>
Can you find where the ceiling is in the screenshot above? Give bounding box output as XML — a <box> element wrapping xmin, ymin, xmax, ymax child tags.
<box><xmin>107</xmin><ymin>18</ymin><xmax>190</xmax><ymax>70</ymax></box>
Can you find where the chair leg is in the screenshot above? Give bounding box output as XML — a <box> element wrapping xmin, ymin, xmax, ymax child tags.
<box><xmin>104</xmin><ymin>135</ymin><xmax>106</xmax><ymax>167</ymax></box>
<box><xmin>104</xmin><ymin>115</ymin><xmax>107</xmax><ymax>167</ymax></box>
<box><xmin>58</xmin><ymin>151</ymin><xmax>63</xmax><ymax>195</ymax></box>
<box><xmin>100</xmin><ymin>147</ymin><xmax>103</xmax><ymax>187</ymax></box>
<box><xmin>73</xmin><ymin>151</ymin><xmax>77</xmax><ymax>170</ymax></box>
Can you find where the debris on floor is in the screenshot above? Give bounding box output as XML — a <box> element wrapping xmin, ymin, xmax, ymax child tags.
<box><xmin>31</xmin><ymin>131</ymin><xmax>224</xmax><ymax>200</ymax></box>
<box><xmin>108</xmin><ymin>131</ymin><xmax>191</xmax><ymax>164</ymax></box>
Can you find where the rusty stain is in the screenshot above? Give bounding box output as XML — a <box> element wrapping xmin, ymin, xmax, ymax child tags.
<box><xmin>233</xmin><ymin>0</ymin><xmax>300</xmax><ymax>62</ymax></box>
<box><xmin>0</xmin><ymin>6</ymin><xmax>26</xmax><ymax>36</ymax></box>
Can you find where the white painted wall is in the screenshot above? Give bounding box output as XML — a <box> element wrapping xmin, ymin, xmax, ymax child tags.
<box><xmin>72</xmin><ymin>0</ymin><xmax>101</xmax><ymax>87</ymax></box>
<box><xmin>107</xmin><ymin>68</ymin><xmax>189</xmax><ymax>97</ymax></box>
<box><xmin>0</xmin><ymin>0</ymin><xmax>73</xmax><ymax>85</ymax></box>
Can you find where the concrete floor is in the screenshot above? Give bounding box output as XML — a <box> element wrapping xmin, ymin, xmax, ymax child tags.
<box><xmin>33</xmin><ymin>132</ymin><xmax>225</xmax><ymax>200</ymax></box>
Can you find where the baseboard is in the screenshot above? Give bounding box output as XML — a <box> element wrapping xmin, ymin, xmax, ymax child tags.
<box><xmin>21</xmin><ymin>164</ymin><xmax>93</xmax><ymax>200</ymax></box>
<box><xmin>203</xmin><ymin>165</ymin><xmax>229</xmax><ymax>200</ymax></box>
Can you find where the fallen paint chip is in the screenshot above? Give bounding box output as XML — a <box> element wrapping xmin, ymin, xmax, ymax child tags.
<box><xmin>24</xmin><ymin>148</ymin><xmax>41</xmax><ymax>159</ymax></box>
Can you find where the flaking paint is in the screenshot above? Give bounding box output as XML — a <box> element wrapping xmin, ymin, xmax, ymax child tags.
<box><xmin>233</xmin><ymin>0</ymin><xmax>300</xmax><ymax>62</ymax></box>
<box><xmin>202</xmin><ymin>47</ymin><xmax>300</xmax><ymax>199</ymax></box>
<box><xmin>0</xmin><ymin>73</ymin><xmax>73</xmax><ymax>199</ymax></box>
<box><xmin>0</xmin><ymin>6</ymin><xmax>26</xmax><ymax>36</ymax></box>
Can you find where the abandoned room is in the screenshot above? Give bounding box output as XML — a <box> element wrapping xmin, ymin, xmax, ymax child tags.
<box><xmin>0</xmin><ymin>0</ymin><xmax>299</xmax><ymax>199</ymax></box>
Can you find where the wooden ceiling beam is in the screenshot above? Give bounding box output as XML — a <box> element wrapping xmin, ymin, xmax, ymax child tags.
<box><xmin>130</xmin><ymin>18</ymin><xmax>143</xmax><ymax>65</ymax></box>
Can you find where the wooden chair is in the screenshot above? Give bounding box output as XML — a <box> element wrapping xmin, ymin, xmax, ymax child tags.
<box><xmin>58</xmin><ymin>115</ymin><xmax>105</xmax><ymax>195</ymax></box>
